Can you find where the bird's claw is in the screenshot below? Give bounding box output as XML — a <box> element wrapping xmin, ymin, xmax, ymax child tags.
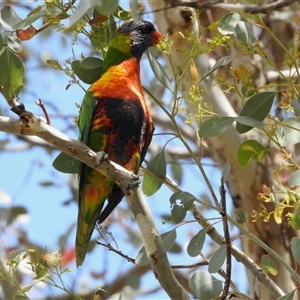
<box><xmin>95</xmin><ymin>151</ymin><xmax>109</xmax><ymax>166</ymax></box>
<box><xmin>125</xmin><ymin>174</ymin><xmax>140</xmax><ymax>194</ymax></box>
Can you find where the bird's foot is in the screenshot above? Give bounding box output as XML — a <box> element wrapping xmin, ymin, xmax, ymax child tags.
<box><xmin>125</xmin><ymin>174</ymin><xmax>140</xmax><ymax>195</ymax></box>
<box><xmin>95</xmin><ymin>151</ymin><xmax>109</xmax><ymax>166</ymax></box>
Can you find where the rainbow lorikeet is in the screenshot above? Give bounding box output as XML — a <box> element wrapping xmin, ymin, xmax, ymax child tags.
<box><xmin>76</xmin><ymin>20</ymin><xmax>162</xmax><ymax>266</ymax></box>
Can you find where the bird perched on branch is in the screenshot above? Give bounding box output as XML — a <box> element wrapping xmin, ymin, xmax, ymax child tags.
<box><xmin>76</xmin><ymin>20</ymin><xmax>162</xmax><ymax>266</ymax></box>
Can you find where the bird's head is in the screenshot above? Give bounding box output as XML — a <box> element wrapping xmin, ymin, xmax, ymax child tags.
<box><xmin>105</xmin><ymin>20</ymin><xmax>162</xmax><ymax>62</ymax></box>
<box><xmin>114</xmin><ymin>20</ymin><xmax>162</xmax><ymax>58</ymax></box>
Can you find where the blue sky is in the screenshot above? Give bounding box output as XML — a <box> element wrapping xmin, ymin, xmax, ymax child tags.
<box><xmin>0</xmin><ymin>2</ymin><xmax>248</xmax><ymax>299</ymax></box>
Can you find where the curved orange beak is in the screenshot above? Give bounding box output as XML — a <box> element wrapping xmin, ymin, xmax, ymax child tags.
<box><xmin>151</xmin><ymin>30</ymin><xmax>163</xmax><ymax>46</ymax></box>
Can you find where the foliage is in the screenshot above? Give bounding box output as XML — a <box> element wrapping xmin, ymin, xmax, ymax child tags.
<box><xmin>1</xmin><ymin>0</ymin><xmax>300</xmax><ymax>299</ymax></box>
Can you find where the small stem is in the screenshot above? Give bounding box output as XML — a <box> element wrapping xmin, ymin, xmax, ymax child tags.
<box><xmin>35</xmin><ymin>99</ymin><xmax>51</xmax><ymax>125</ymax></box>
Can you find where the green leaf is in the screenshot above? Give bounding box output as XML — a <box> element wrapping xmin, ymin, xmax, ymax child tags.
<box><xmin>236</xmin><ymin>92</ymin><xmax>275</xmax><ymax>133</ymax></box>
<box><xmin>161</xmin><ymin>229</ymin><xmax>177</xmax><ymax>251</ymax></box>
<box><xmin>52</xmin><ymin>152</ymin><xmax>80</xmax><ymax>174</ymax></box>
<box><xmin>170</xmin><ymin>204</ymin><xmax>186</xmax><ymax>223</ymax></box>
<box><xmin>69</xmin><ymin>0</ymin><xmax>118</xmax><ymax>27</ymax></box>
<box><xmin>288</xmin><ymin>170</ymin><xmax>300</xmax><ymax>187</ymax></box>
<box><xmin>0</xmin><ymin>6</ymin><xmax>21</xmax><ymax>28</ymax></box>
<box><xmin>170</xmin><ymin>191</ymin><xmax>195</xmax><ymax>210</ymax></box>
<box><xmin>187</xmin><ymin>229</ymin><xmax>206</xmax><ymax>257</ymax></box>
<box><xmin>17</xmin><ymin>285</ymin><xmax>32</xmax><ymax>294</ymax></box>
<box><xmin>9</xmin><ymin>249</ymin><xmax>27</xmax><ymax>261</ymax></box>
<box><xmin>199</xmin><ymin>116</ymin><xmax>235</xmax><ymax>138</ymax></box>
<box><xmin>96</xmin><ymin>0</ymin><xmax>119</xmax><ymax>16</ymax></box>
<box><xmin>236</xmin><ymin>116</ymin><xmax>265</xmax><ymax>129</ymax></box>
<box><xmin>14</xmin><ymin>295</ymin><xmax>30</xmax><ymax>300</ymax></box>
<box><xmin>189</xmin><ymin>270</ymin><xmax>223</xmax><ymax>299</ymax></box>
<box><xmin>0</xmin><ymin>48</ymin><xmax>25</xmax><ymax>99</ymax></box>
<box><xmin>142</xmin><ymin>149</ymin><xmax>166</xmax><ymax>196</ymax></box>
<box><xmin>261</xmin><ymin>255</ymin><xmax>278</xmax><ymax>276</ymax></box>
<box><xmin>222</xmin><ymin>161</ymin><xmax>231</xmax><ymax>182</ymax></box>
<box><xmin>147</xmin><ymin>49</ymin><xmax>174</xmax><ymax>93</ymax></box>
<box><xmin>7</xmin><ymin>35</ymin><xmax>23</xmax><ymax>52</ymax></box>
<box><xmin>208</xmin><ymin>245</ymin><xmax>226</xmax><ymax>273</ymax></box>
<box><xmin>234</xmin><ymin>208</ymin><xmax>246</xmax><ymax>224</ymax></box>
<box><xmin>292</xmin><ymin>99</ymin><xmax>300</xmax><ymax>117</ymax></box>
<box><xmin>290</xmin><ymin>207</ymin><xmax>300</xmax><ymax>230</ymax></box>
<box><xmin>218</xmin><ymin>12</ymin><xmax>247</xmax><ymax>35</ymax></box>
<box><xmin>135</xmin><ymin>246</ymin><xmax>149</xmax><ymax>265</ymax></box>
<box><xmin>271</xmin><ymin>117</ymin><xmax>300</xmax><ymax>148</ymax></box>
<box><xmin>39</xmin><ymin>181</ymin><xmax>54</xmax><ymax>187</ymax></box>
<box><xmin>135</xmin><ymin>229</ymin><xmax>177</xmax><ymax>265</ymax></box>
<box><xmin>69</xmin><ymin>0</ymin><xmax>95</xmax><ymax>27</ymax></box>
<box><xmin>170</xmin><ymin>163</ymin><xmax>183</xmax><ymax>185</ymax></box>
<box><xmin>0</xmin><ymin>34</ymin><xmax>3</xmax><ymax>50</ymax></box>
<box><xmin>235</xmin><ymin>21</ymin><xmax>256</xmax><ymax>44</ymax></box>
<box><xmin>291</xmin><ymin>237</ymin><xmax>300</xmax><ymax>265</ymax></box>
<box><xmin>12</xmin><ymin>11</ymin><xmax>46</xmax><ymax>30</ymax></box>
<box><xmin>71</xmin><ymin>57</ymin><xmax>103</xmax><ymax>84</ymax></box>
<box><xmin>237</xmin><ymin>139</ymin><xmax>269</xmax><ymax>166</ymax></box>
<box><xmin>277</xmin><ymin>290</ymin><xmax>296</xmax><ymax>300</ymax></box>
<box><xmin>200</xmin><ymin>55</ymin><xmax>234</xmax><ymax>83</ymax></box>
<box><xmin>0</xmin><ymin>206</ymin><xmax>27</xmax><ymax>225</ymax></box>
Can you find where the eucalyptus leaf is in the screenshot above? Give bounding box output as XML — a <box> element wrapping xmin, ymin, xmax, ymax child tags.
<box><xmin>187</xmin><ymin>229</ymin><xmax>206</xmax><ymax>257</ymax></box>
<box><xmin>218</xmin><ymin>12</ymin><xmax>247</xmax><ymax>35</ymax></box>
<box><xmin>69</xmin><ymin>0</ymin><xmax>95</xmax><ymax>27</ymax></box>
<box><xmin>0</xmin><ymin>48</ymin><xmax>25</xmax><ymax>99</ymax></box>
<box><xmin>147</xmin><ymin>49</ymin><xmax>174</xmax><ymax>93</ymax></box>
<box><xmin>12</xmin><ymin>11</ymin><xmax>46</xmax><ymax>30</ymax></box>
<box><xmin>7</xmin><ymin>35</ymin><xmax>23</xmax><ymax>52</ymax></box>
<box><xmin>236</xmin><ymin>116</ymin><xmax>265</xmax><ymax>129</ymax></box>
<box><xmin>261</xmin><ymin>255</ymin><xmax>278</xmax><ymax>276</ymax></box>
<box><xmin>199</xmin><ymin>116</ymin><xmax>235</xmax><ymax>138</ymax></box>
<box><xmin>170</xmin><ymin>191</ymin><xmax>195</xmax><ymax>210</ymax></box>
<box><xmin>288</xmin><ymin>170</ymin><xmax>300</xmax><ymax>187</ymax></box>
<box><xmin>52</xmin><ymin>152</ymin><xmax>80</xmax><ymax>174</ymax></box>
<box><xmin>208</xmin><ymin>245</ymin><xmax>226</xmax><ymax>273</ymax></box>
<box><xmin>0</xmin><ymin>34</ymin><xmax>3</xmax><ymax>50</ymax></box>
<box><xmin>291</xmin><ymin>237</ymin><xmax>300</xmax><ymax>265</ymax></box>
<box><xmin>222</xmin><ymin>161</ymin><xmax>231</xmax><ymax>182</ymax></box>
<box><xmin>189</xmin><ymin>270</ymin><xmax>223</xmax><ymax>299</ymax></box>
<box><xmin>237</xmin><ymin>139</ymin><xmax>269</xmax><ymax>166</ymax></box>
<box><xmin>236</xmin><ymin>92</ymin><xmax>275</xmax><ymax>133</ymax></box>
<box><xmin>234</xmin><ymin>208</ymin><xmax>246</xmax><ymax>224</ymax></box>
<box><xmin>271</xmin><ymin>117</ymin><xmax>300</xmax><ymax>148</ymax></box>
<box><xmin>277</xmin><ymin>290</ymin><xmax>296</xmax><ymax>300</ymax></box>
<box><xmin>200</xmin><ymin>55</ymin><xmax>234</xmax><ymax>83</ymax></box>
<box><xmin>71</xmin><ymin>57</ymin><xmax>103</xmax><ymax>84</ymax></box>
<box><xmin>135</xmin><ymin>229</ymin><xmax>177</xmax><ymax>265</ymax></box>
<box><xmin>235</xmin><ymin>21</ymin><xmax>256</xmax><ymax>44</ymax></box>
<box><xmin>170</xmin><ymin>204</ymin><xmax>186</xmax><ymax>223</ymax></box>
<box><xmin>142</xmin><ymin>149</ymin><xmax>166</xmax><ymax>196</ymax></box>
<box><xmin>290</xmin><ymin>207</ymin><xmax>300</xmax><ymax>230</ymax></box>
<box><xmin>0</xmin><ymin>5</ymin><xmax>21</xmax><ymax>28</ymax></box>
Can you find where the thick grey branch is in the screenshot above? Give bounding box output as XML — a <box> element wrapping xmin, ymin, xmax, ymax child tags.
<box><xmin>0</xmin><ymin>112</ymin><xmax>190</xmax><ymax>299</ymax></box>
<box><xmin>126</xmin><ymin>186</ymin><xmax>190</xmax><ymax>299</ymax></box>
<box><xmin>167</xmin><ymin>0</ymin><xmax>297</xmax><ymax>14</ymax></box>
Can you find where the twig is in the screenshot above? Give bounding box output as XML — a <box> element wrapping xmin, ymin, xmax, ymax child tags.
<box><xmin>219</xmin><ymin>177</ymin><xmax>231</xmax><ymax>300</ymax></box>
<box><xmin>96</xmin><ymin>241</ymin><xmax>136</xmax><ymax>264</ymax></box>
<box><xmin>35</xmin><ymin>99</ymin><xmax>51</xmax><ymax>125</ymax></box>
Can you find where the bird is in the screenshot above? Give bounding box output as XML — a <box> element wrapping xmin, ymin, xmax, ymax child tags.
<box><xmin>75</xmin><ymin>20</ymin><xmax>162</xmax><ymax>267</ymax></box>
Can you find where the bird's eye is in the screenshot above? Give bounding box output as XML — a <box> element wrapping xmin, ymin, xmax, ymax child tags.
<box><xmin>140</xmin><ymin>25</ymin><xmax>151</xmax><ymax>34</ymax></box>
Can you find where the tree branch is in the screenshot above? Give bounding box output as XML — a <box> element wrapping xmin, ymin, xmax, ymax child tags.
<box><xmin>167</xmin><ymin>0</ymin><xmax>298</xmax><ymax>14</ymax></box>
<box><xmin>0</xmin><ymin>108</ymin><xmax>190</xmax><ymax>299</ymax></box>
